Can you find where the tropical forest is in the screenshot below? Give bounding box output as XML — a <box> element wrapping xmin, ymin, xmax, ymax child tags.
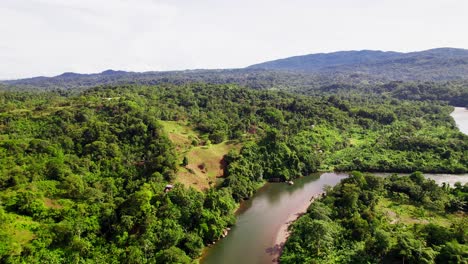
<box><xmin>1</xmin><ymin>65</ymin><xmax>467</xmax><ymax>263</ymax></box>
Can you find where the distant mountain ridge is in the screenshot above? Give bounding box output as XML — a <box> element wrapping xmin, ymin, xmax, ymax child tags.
<box><xmin>248</xmin><ymin>50</ymin><xmax>401</xmax><ymax>71</ymax></box>
<box><xmin>1</xmin><ymin>48</ymin><xmax>468</xmax><ymax>90</ymax></box>
<box><xmin>247</xmin><ymin>48</ymin><xmax>468</xmax><ymax>80</ymax></box>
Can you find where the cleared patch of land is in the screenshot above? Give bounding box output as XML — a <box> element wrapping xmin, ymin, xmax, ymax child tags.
<box><xmin>0</xmin><ymin>213</ymin><xmax>39</xmax><ymax>256</ymax></box>
<box><xmin>176</xmin><ymin>141</ymin><xmax>242</xmax><ymax>190</ymax></box>
<box><xmin>160</xmin><ymin>120</ymin><xmax>199</xmax><ymax>153</ymax></box>
<box><xmin>43</xmin><ymin>197</ymin><xmax>63</xmax><ymax>209</ymax></box>
<box><xmin>376</xmin><ymin>197</ymin><xmax>464</xmax><ymax>227</ymax></box>
<box><xmin>160</xmin><ymin>121</ymin><xmax>242</xmax><ymax>191</ymax></box>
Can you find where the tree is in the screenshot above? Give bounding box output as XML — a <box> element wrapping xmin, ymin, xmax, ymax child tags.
<box><xmin>436</xmin><ymin>241</ymin><xmax>468</xmax><ymax>264</ymax></box>
<box><xmin>182</xmin><ymin>156</ymin><xmax>188</xmax><ymax>167</ymax></box>
<box><xmin>366</xmin><ymin>229</ymin><xmax>391</xmax><ymax>258</ymax></box>
<box><xmin>395</xmin><ymin>232</ymin><xmax>436</xmax><ymax>264</ymax></box>
<box><xmin>290</xmin><ymin>217</ymin><xmax>340</xmax><ymax>258</ymax></box>
<box><xmin>154</xmin><ymin>246</ymin><xmax>191</xmax><ymax>264</ymax></box>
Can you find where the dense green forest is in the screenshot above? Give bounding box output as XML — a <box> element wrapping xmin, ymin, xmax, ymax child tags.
<box><xmin>0</xmin><ymin>84</ymin><xmax>467</xmax><ymax>262</ymax></box>
<box><xmin>281</xmin><ymin>172</ymin><xmax>468</xmax><ymax>263</ymax></box>
<box><xmin>2</xmin><ymin>70</ymin><xmax>467</xmax><ymax>107</ymax></box>
<box><xmin>0</xmin><ymin>87</ymin><xmax>238</xmax><ymax>263</ymax></box>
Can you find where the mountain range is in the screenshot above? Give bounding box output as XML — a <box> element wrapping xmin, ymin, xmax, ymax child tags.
<box><xmin>1</xmin><ymin>48</ymin><xmax>468</xmax><ymax>90</ymax></box>
<box><xmin>247</xmin><ymin>48</ymin><xmax>468</xmax><ymax>80</ymax></box>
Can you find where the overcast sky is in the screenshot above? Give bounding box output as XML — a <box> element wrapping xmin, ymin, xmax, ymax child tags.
<box><xmin>1</xmin><ymin>0</ymin><xmax>467</xmax><ymax>79</ymax></box>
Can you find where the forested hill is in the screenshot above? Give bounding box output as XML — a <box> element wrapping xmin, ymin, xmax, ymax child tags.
<box><xmin>3</xmin><ymin>71</ymin><xmax>467</xmax><ymax>106</ymax></box>
<box><xmin>248</xmin><ymin>48</ymin><xmax>468</xmax><ymax>81</ymax></box>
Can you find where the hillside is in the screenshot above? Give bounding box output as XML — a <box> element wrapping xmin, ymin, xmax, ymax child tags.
<box><xmin>1</xmin><ymin>69</ymin><xmax>320</xmax><ymax>91</ymax></box>
<box><xmin>248</xmin><ymin>48</ymin><xmax>468</xmax><ymax>81</ymax></box>
<box><xmin>248</xmin><ymin>50</ymin><xmax>400</xmax><ymax>71</ymax></box>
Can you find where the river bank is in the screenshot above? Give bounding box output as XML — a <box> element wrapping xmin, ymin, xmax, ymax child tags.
<box><xmin>272</xmin><ymin>191</ymin><xmax>325</xmax><ymax>261</ymax></box>
<box><xmin>271</xmin><ymin>172</ymin><xmax>468</xmax><ymax>263</ymax></box>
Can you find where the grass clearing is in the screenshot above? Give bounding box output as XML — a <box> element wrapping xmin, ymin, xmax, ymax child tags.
<box><xmin>1</xmin><ymin>213</ymin><xmax>39</xmax><ymax>250</ymax></box>
<box><xmin>11</xmin><ymin>217</ymin><xmax>37</xmax><ymax>245</ymax></box>
<box><xmin>43</xmin><ymin>197</ymin><xmax>63</xmax><ymax>209</ymax></box>
<box><xmin>377</xmin><ymin>197</ymin><xmax>463</xmax><ymax>227</ymax></box>
<box><xmin>160</xmin><ymin>120</ymin><xmax>242</xmax><ymax>191</ymax></box>
<box><xmin>176</xmin><ymin>141</ymin><xmax>242</xmax><ymax>191</ymax></box>
<box><xmin>160</xmin><ymin>120</ymin><xmax>199</xmax><ymax>153</ymax></box>
<box><xmin>348</xmin><ymin>137</ymin><xmax>366</xmax><ymax>147</ymax></box>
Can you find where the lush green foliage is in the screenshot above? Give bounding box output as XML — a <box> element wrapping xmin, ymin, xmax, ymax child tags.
<box><xmin>2</xmin><ymin>67</ymin><xmax>467</xmax><ymax>107</ymax></box>
<box><xmin>281</xmin><ymin>172</ymin><xmax>468</xmax><ymax>264</ymax></box>
<box><xmin>0</xmin><ymin>84</ymin><xmax>466</xmax><ymax>262</ymax></box>
<box><xmin>0</xmin><ymin>88</ymin><xmax>237</xmax><ymax>263</ymax></box>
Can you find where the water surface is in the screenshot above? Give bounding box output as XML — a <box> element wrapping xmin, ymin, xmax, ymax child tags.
<box><xmin>451</xmin><ymin>107</ymin><xmax>468</xmax><ymax>135</ymax></box>
<box><xmin>373</xmin><ymin>173</ymin><xmax>468</xmax><ymax>186</ymax></box>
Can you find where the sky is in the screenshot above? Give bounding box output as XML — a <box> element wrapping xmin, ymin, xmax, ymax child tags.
<box><xmin>1</xmin><ymin>0</ymin><xmax>467</xmax><ymax>79</ymax></box>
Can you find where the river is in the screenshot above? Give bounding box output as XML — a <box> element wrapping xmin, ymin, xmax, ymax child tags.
<box><xmin>201</xmin><ymin>172</ymin><xmax>468</xmax><ymax>264</ymax></box>
<box><xmin>201</xmin><ymin>173</ymin><xmax>348</xmax><ymax>264</ymax></box>
<box><xmin>451</xmin><ymin>107</ymin><xmax>468</xmax><ymax>135</ymax></box>
<box><xmin>201</xmin><ymin>107</ymin><xmax>468</xmax><ymax>264</ymax></box>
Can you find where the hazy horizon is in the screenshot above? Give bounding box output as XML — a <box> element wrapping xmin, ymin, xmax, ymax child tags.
<box><xmin>2</xmin><ymin>0</ymin><xmax>467</xmax><ymax>79</ymax></box>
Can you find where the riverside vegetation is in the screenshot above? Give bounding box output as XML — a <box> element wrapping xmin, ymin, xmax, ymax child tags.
<box><xmin>281</xmin><ymin>172</ymin><xmax>468</xmax><ymax>263</ymax></box>
<box><xmin>0</xmin><ymin>83</ymin><xmax>467</xmax><ymax>263</ymax></box>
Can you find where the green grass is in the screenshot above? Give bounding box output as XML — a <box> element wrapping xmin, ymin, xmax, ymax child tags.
<box><xmin>376</xmin><ymin>197</ymin><xmax>463</xmax><ymax>227</ymax></box>
<box><xmin>160</xmin><ymin>120</ymin><xmax>200</xmax><ymax>153</ymax></box>
<box><xmin>176</xmin><ymin>141</ymin><xmax>242</xmax><ymax>191</ymax></box>
<box><xmin>160</xmin><ymin>120</ymin><xmax>242</xmax><ymax>190</ymax></box>
<box><xmin>0</xmin><ymin>212</ymin><xmax>40</xmax><ymax>256</ymax></box>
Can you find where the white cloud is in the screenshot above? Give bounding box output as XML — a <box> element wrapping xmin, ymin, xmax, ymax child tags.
<box><xmin>1</xmin><ymin>0</ymin><xmax>467</xmax><ymax>79</ymax></box>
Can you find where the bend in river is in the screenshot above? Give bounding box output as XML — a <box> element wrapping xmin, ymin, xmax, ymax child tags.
<box><xmin>201</xmin><ymin>172</ymin><xmax>468</xmax><ymax>264</ymax></box>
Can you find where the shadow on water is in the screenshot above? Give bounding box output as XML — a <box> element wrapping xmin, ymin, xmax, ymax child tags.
<box><xmin>265</xmin><ymin>242</ymin><xmax>283</xmax><ymax>263</ymax></box>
